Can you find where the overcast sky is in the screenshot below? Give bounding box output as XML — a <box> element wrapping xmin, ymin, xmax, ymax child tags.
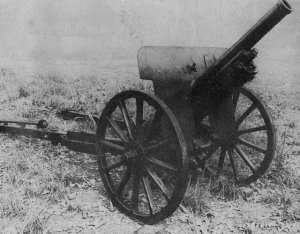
<box><xmin>0</xmin><ymin>0</ymin><xmax>299</xmax><ymax>81</ymax></box>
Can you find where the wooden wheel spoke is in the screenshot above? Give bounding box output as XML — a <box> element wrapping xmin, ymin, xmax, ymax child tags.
<box><xmin>100</xmin><ymin>139</ymin><xmax>126</xmax><ymax>154</ymax></box>
<box><xmin>232</xmin><ymin>89</ymin><xmax>240</xmax><ymax>111</ymax></box>
<box><xmin>142</xmin><ymin>175</ymin><xmax>155</xmax><ymax>216</ymax></box>
<box><xmin>238</xmin><ymin>138</ymin><xmax>266</xmax><ymax>154</ymax></box>
<box><xmin>143</xmin><ymin>112</ymin><xmax>159</xmax><ymax>142</ymax></box>
<box><xmin>192</xmin><ymin>88</ymin><xmax>275</xmax><ymax>186</ymax></box>
<box><xmin>228</xmin><ymin>148</ymin><xmax>238</xmax><ymax>182</ymax></box>
<box><xmin>136</xmin><ymin>97</ymin><xmax>144</xmax><ymax>139</ymax></box>
<box><xmin>146</xmin><ymin>139</ymin><xmax>169</xmax><ymax>153</ymax></box>
<box><xmin>98</xmin><ymin>90</ymin><xmax>189</xmax><ymax>221</ymax></box>
<box><xmin>131</xmin><ymin>167</ymin><xmax>140</xmax><ymax>211</ymax></box>
<box><xmin>144</xmin><ymin>107</ymin><xmax>163</xmax><ymax>140</ymax></box>
<box><xmin>116</xmin><ymin>168</ymin><xmax>132</xmax><ymax>196</ymax></box>
<box><xmin>238</xmin><ymin>125</ymin><xmax>267</xmax><ymax>135</ymax></box>
<box><xmin>234</xmin><ymin>145</ymin><xmax>256</xmax><ymax>173</ymax></box>
<box><xmin>106</xmin><ymin>117</ymin><xmax>129</xmax><ymax>143</ymax></box>
<box><xmin>148</xmin><ymin>157</ymin><xmax>178</xmax><ymax>172</ymax></box>
<box><xmin>236</xmin><ymin>103</ymin><xmax>257</xmax><ymax>127</ymax></box>
<box><xmin>217</xmin><ymin>147</ymin><xmax>227</xmax><ymax>175</ymax></box>
<box><xmin>104</xmin><ymin>158</ymin><xmax>126</xmax><ymax>172</ymax></box>
<box><xmin>118</xmin><ymin>100</ymin><xmax>134</xmax><ymax>140</ymax></box>
<box><xmin>146</xmin><ymin>166</ymin><xmax>171</xmax><ymax>201</ymax></box>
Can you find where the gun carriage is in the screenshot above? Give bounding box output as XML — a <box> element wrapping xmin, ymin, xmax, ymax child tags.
<box><xmin>0</xmin><ymin>0</ymin><xmax>292</xmax><ymax>224</ymax></box>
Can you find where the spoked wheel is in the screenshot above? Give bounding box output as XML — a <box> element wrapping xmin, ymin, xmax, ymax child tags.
<box><xmin>194</xmin><ymin>87</ymin><xmax>275</xmax><ymax>186</ymax></box>
<box><xmin>96</xmin><ymin>90</ymin><xmax>189</xmax><ymax>224</ymax></box>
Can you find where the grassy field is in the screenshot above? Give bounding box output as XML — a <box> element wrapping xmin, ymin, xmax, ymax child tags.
<box><xmin>0</xmin><ymin>63</ymin><xmax>300</xmax><ymax>233</ymax></box>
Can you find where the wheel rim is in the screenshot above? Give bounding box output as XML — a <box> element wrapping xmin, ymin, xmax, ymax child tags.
<box><xmin>194</xmin><ymin>87</ymin><xmax>275</xmax><ymax>186</ymax></box>
<box><xmin>96</xmin><ymin>90</ymin><xmax>188</xmax><ymax>224</ymax></box>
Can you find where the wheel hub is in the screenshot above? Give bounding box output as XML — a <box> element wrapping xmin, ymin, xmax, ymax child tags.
<box><xmin>219</xmin><ymin>133</ymin><xmax>238</xmax><ymax>146</ymax></box>
<box><xmin>129</xmin><ymin>141</ymin><xmax>147</xmax><ymax>168</ymax></box>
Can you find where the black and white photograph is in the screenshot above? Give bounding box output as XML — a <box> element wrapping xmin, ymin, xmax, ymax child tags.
<box><xmin>0</xmin><ymin>0</ymin><xmax>299</xmax><ymax>233</ymax></box>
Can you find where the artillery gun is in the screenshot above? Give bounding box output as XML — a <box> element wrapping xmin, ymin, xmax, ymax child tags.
<box><xmin>0</xmin><ymin>0</ymin><xmax>293</xmax><ymax>224</ymax></box>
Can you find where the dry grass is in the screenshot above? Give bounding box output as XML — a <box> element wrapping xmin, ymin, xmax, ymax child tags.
<box><xmin>0</xmin><ymin>136</ymin><xmax>73</xmax><ymax>232</ymax></box>
<box><xmin>0</xmin><ymin>67</ymin><xmax>153</xmax><ymax>232</ymax></box>
<box><xmin>0</xmin><ymin>66</ymin><xmax>299</xmax><ymax>232</ymax></box>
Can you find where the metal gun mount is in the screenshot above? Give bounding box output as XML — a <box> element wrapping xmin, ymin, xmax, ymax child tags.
<box><xmin>0</xmin><ymin>0</ymin><xmax>293</xmax><ymax>225</ymax></box>
<box><xmin>138</xmin><ymin>0</ymin><xmax>292</xmax><ymax>150</ymax></box>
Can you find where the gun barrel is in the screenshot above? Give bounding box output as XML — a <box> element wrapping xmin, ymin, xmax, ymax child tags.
<box><xmin>190</xmin><ymin>0</ymin><xmax>292</xmax><ymax>96</ymax></box>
